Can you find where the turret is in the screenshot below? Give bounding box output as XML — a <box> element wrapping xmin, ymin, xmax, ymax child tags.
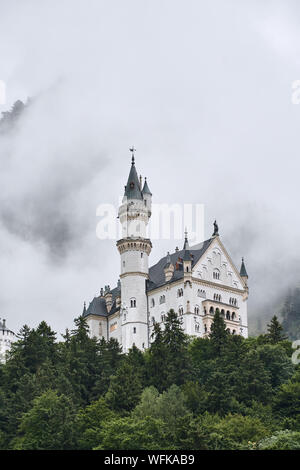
<box><xmin>164</xmin><ymin>252</ymin><xmax>174</xmax><ymax>282</ymax></box>
<box><xmin>117</xmin><ymin>149</ymin><xmax>152</xmax><ymax>352</ymax></box>
<box><xmin>183</xmin><ymin>231</ymin><xmax>192</xmax><ymax>274</ymax></box>
<box><xmin>104</xmin><ymin>285</ymin><xmax>113</xmax><ymax>313</ymax></box>
<box><xmin>142</xmin><ymin>177</ymin><xmax>152</xmax><ymax>216</ymax></box>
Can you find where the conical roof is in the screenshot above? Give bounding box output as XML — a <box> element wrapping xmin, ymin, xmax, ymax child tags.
<box><xmin>124</xmin><ymin>156</ymin><xmax>143</xmax><ymax>200</ymax></box>
<box><xmin>142</xmin><ymin>177</ymin><xmax>152</xmax><ymax>196</ymax></box>
<box><xmin>240</xmin><ymin>257</ymin><xmax>248</xmax><ymax>278</ymax></box>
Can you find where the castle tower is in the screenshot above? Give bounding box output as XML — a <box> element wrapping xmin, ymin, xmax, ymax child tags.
<box><xmin>0</xmin><ymin>318</ymin><xmax>16</xmax><ymax>363</ymax></box>
<box><xmin>117</xmin><ymin>151</ymin><xmax>152</xmax><ymax>352</ymax></box>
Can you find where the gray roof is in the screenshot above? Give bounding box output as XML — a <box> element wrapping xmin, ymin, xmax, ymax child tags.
<box><xmin>83</xmin><ymin>285</ymin><xmax>121</xmax><ymax>318</ymax></box>
<box><xmin>142</xmin><ymin>178</ymin><xmax>152</xmax><ymax>196</ymax></box>
<box><xmin>124</xmin><ymin>157</ymin><xmax>143</xmax><ymax>200</ymax></box>
<box><xmin>147</xmin><ymin>237</ymin><xmax>214</xmax><ymax>291</ymax></box>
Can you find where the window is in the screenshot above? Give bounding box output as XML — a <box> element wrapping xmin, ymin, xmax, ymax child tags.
<box><xmin>226</xmin><ymin>311</ymin><xmax>230</xmax><ymax>320</ymax></box>
<box><xmin>213</xmin><ymin>269</ymin><xmax>220</xmax><ymax>280</ymax></box>
<box><xmin>232</xmin><ymin>312</ymin><xmax>236</xmax><ymax>321</ymax></box>
<box><xmin>123</xmin><ymin>261</ymin><xmax>125</xmax><ymax>267</ymax></box>
<box><xmin>204</xmin><ymin>324</ymin><xmax>207</xmax><ymax>333</ymax></box>
<box><xmin>197</xmin><ymin>289</ymin><xmax>206</xmax><ymax>298</ymax></box>
<box><xmin>151</xmin><ymin>298</ymin><xmax>155</xmax><ymax>307</ymax></box>
<box><xmin>178</xmin><ymin>307</ymin><xmax>184</xmax><ymax>316</ymax></box>
<box><xmin>213</xmin><ymin>293</ymin><xmax>221</xmax><ymax>302</ymax></box>
<box><xmin>133</xmin><ymin>327</ymin><xmax>136</xmax><ymax>334</ymax></box>
<box><xmin>177</xmin><ymin>288</ymin><xmax>183</xmax><ymax>297</ymax></box>
<box><xmin>130</xmin><ymin>298</ymin><xmax>136</xmax><ymax>308</ymax></box>
<box><xmin>152</xmin><ymin>316</ymin><xmax>155</xmax><ymax>324</ymax></box>
<box><xmin>161</xmin><ymin>314</ymin><xmax>166</xmax><ymax>322</ymax></box>
<box><xmin>195</xmin><ymin>324</ymin><xmax>200</xmax><ymax>332</ymax></box>
<box><xmin>159</xmin><ymin>295</ymin><xmax>166</xmax><ymax>304</ymax></box>
<box><xmin>141</xmin><ymin>252</ymin><xmax>143</xmax><ymax>258</ymax></box>
<box><xmin>194</xmin><ymin>305</ymin><xmax>200</xmax><ymax>315</ymax></box>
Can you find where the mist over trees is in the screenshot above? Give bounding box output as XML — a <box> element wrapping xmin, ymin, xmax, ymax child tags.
<box><xmin>0</xmin><ymin>310</ymin><xmax>299</xmax><ymax>450</ymax></box>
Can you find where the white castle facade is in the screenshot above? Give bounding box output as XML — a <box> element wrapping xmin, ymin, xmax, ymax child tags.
<box><xmin>84</xmin><ymin>155</ymin><xmax>249</xmax><ymax>352</ymax></box>
<box><xmin>0</xmin><ymin>319</ymin><xmax>16</xmax><ymax>363</ymax></box>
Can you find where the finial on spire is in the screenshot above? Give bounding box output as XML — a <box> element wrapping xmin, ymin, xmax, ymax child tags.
<box><xmin>129</xmin><ymin>146</ymin><xmax>136</xmax><ymax>164</ymax></box>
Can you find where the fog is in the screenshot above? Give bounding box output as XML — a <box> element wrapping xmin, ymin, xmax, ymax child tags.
<box><xmin>0</xmin><ymin>0</ymin><xmax>299</xmax><ymax>336</ymax></box>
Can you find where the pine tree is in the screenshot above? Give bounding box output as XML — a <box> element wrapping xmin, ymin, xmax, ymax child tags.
<box><xmin>266</xmin><ymin>316</ymin><xmax>287</xmax><ymax>344</ymax></box>
<box><xmin>209</xmin><ymin>309</ymin><xmax>229</xmax><ymax>356</ymax></box>
<box><xmin>106</xmin><ymin>362</ymin><xmax>142</xmax><ymax>413</ymax></box>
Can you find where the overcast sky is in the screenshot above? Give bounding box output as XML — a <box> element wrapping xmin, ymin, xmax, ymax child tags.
<box><xmin>0</xmin><ymin>0</ymin><xmax>300</xmax><ymax>337</ymax></box>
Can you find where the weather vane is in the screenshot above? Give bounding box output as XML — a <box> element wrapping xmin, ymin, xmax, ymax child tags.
<box><xmin>129</xmin><ymin>146</ymin><xmax>136</xmax><ymax>163</ymax></box>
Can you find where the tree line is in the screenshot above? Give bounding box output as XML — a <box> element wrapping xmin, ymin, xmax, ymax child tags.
<box><xmin>0</xmin><ymin>310</ymin><xmax>299</xmax><ymax>450</ymax></box>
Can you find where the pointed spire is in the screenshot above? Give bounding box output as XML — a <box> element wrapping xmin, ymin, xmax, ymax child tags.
<box><xmin>240</xmin><ymin>257</ymin><xmax>248</xmax><ymax>278</ymax></box>
<box><xmin>183</xmin><ymin>228</ymin><xmax>189</xmax><ymax>250</ymax></box>
<box><xmin>183</xmin><ymin>229</ymin><xmax>191</xmax><ymax>261</ymax></box>
<box><xmin>142</xmin><ymin>177</ymin><xmax>152</xmax><ymax>196</ymax></box>
<box><xmin>124</xmin><ymin>151</ymin><xmax>143</xmax><ymax>200</ymax></box>
<box><xmin>82</xmin><ymin>302</ymin><xmax>87</xmax><ymax>316</ymax></box>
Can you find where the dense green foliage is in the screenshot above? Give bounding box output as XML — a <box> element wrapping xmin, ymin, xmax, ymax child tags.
<box><xmin>0</xmin><ymin>310</ymin><xmax>299</xmax><ymax>450</ymax></box>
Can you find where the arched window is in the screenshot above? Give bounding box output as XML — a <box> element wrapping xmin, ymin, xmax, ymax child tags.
<box><xmin>159</xmin><ymin>295</ymin><xmax>166</xmax><ymax>304</ymax></box>
<box><xmin>151</xmin><ymin>298</ymin><xmax>155</xmax><ymax>307</ymax></box>
<box><xmin>197</xmin><ymin>289</ymin><xmax>206</xmax><ymax>298</ymax></box>
<box><xmin>194</xmin><ymin>305</ymin><xmax>199</xmax><ymax>315</ymax></box>
<box><xmin>178</xmin><ymin>306</ymin><xmax>184</xmax><ymax>316</ymax></box>
<box><xmin>161</xmin><ymin>314</ymin><xmax>166</xmax><ymax>322</ymax></box>
<box><xmin>209</xmin><ymin>306</ymin><xmax>214</xmax><ymax>315</ymax></box>
<box><xmin>232</xmin><ymin>312</ymin><xmax>236</xmax><ymax>321</ymax></box>
<box><xmin>204</xmin><ymin>324</ymin><xmax>207</xmax><ymax>333</ymax></box>
<box><xmin>133</xmin><ymin>327</ymin><xmax>136</xmax><ymax>334</ymax></box>
<box><xmin>177</xmin><ymin>288</ymin><xmax>183</xmax><ymax>297</ymax></box>
<box><xmin>232</xmin><ymin>330</ymin><xmax>236</xmax><ymax>335</ymax></box>
<box><xmin>213</xmin><ymin>269</ymin><xmax>220</xmax><ymax>280</ymax></box>
<box><xmin>130</xmin><ymin>298</ymin><xmax>136</xmax><ymax>308</ymax></box>
<box><xmin>226</xmin><ymin>311</ymin><xmax>230</xmax><ymax>320</ymax></box>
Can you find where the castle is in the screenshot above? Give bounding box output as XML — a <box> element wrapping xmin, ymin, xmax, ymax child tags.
<box><xmin>0</xmin><ymin>319</ymin><xmax>16</xmax><ymax>363</ymax></box>
<box><xmin>83</xmin><ymin>153</ymin><xmax>249</xmax><ymax>352</ymax></box>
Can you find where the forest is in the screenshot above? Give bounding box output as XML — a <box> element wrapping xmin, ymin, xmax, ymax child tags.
<box><xmin>0</xmin><ymin>309</ymin><xmax>299</xmax><ymax>450</ymax></box>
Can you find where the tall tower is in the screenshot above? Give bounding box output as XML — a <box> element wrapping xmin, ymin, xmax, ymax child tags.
<box><xmin>117</xmin><ymin>151</ymin><xmax>152</xmax><ymax>352</ymax></box>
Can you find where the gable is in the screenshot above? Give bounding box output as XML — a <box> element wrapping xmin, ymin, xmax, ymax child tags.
<box><xmin>192</xmin><ymin>237</ymin><xmax>244</xmax><ymax>290</ymax></box>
